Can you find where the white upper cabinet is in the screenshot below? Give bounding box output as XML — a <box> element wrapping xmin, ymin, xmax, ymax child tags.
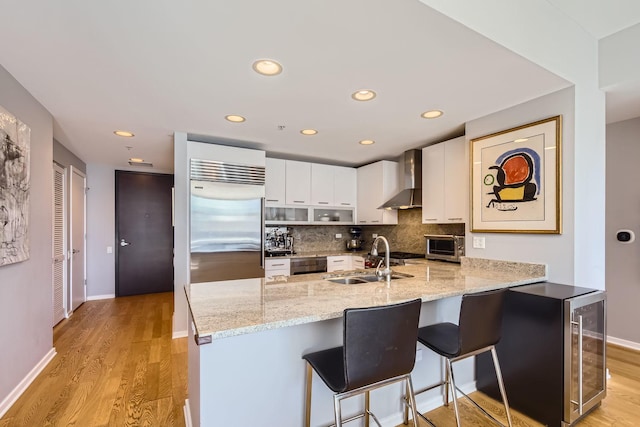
<box><xmin>311</xmin><ymin>163</ymin><xmax>334</xmax><ymax>206</ymax></box>
<box><xmin>265</xmin><ymin>158</ymin><xmax>286</xmax><ymax>204</ymax></box>
<box><xmin>334</xmin><ymin>166</ymin><xmax>357</xmax><ymax>207</ymax></box>
<box><xmin>422</xmin><ymin>136</ymin><xmax>468</xmax><ymax>224</ymax></box>
<box><xmin>357</xmin><ymin>160</ymin><xmax>399</xmax><ymax>225</ymax></box>
<box><xmin>285</xmin><ymin>160</ymin><xmax>311</xmax><ymax>205</ymax></box>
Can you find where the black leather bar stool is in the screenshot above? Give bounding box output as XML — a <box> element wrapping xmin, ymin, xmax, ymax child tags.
<box><xmin>303</xmin><ymin>299</ymin><xmax>422</xmax><ymax>427</ymax></box>
<box><xmin>404</xmin><ymin>289</ymin><xmax>513</xmax><ymax>427</ymax></box>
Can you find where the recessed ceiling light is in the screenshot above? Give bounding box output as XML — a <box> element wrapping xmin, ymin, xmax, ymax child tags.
<box><xmin>351</xmin><ymin>90</ymin><xmax>377</xmax><ymax>101</ymax></box>
<box><xmin>421</xmin><ymin>110</ymin><xmax>444</xmax><ymax>119</ymax></box>
<box><xmin>300</xmin><ymin>129</ymin><xmax>318</xmax><ymax>135</ymax></box>
<box><xmin>114</xmin><ymin>130</ymin><xmax>134</xmax><ymax>137</ymax></box>
<box><xmin>129</xmin><ymin>158</ymin><xmax>144</xmax><ymax>163</ymax></box>
<box><xmin>252</xmin><ymin>59</ymin><xmax>283</xmax><ymax>76</ymax></box>
<box><xmin>359</xmin><ymin>139</ymin><xmax>375</xmax><ymax>145</ymax></box>
<box><xmin>225</xmin><ymin>115</ymin><xmax>246</xmax><ymax>123</ymax></box>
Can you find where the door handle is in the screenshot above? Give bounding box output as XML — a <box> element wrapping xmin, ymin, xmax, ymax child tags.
<box><xmin>120</xmin><ymin>239</ymin><xmax>131</xmax><ymax>247</ymax></box>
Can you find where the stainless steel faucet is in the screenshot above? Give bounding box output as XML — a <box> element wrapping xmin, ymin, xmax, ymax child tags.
<box><xmin>371</xmin><ymin>235</ymin><xmax>392</xmax><ymax>282</ymax></box>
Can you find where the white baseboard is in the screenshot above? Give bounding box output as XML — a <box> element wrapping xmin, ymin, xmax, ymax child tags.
<box><xmin>378</xmin><ymin>380</ymin><xmax>476</xmax><ymax>426</ymax></box>
<box><xmin>173</xmin><ymin>330</ymin><xmax>188</xmax><ymax>339</ymax></box>
<box><xmin>86</xmin><ymin>294</ymin><xmax>115</xmax><ymax>301</ymax></box>
<box><xmin>607</xmin><ymin>335</ymin><xmax>640</xmax><ymax>351</ymax></box>
<box><xmin>183</xmin><ymin>399</ymin><xmax>193</xmax><ymax>427</ymax></box>
<box><xmin>0</xmin><ymin>347</ymin><xmax>57</xmax><ymax>418</ymax></box>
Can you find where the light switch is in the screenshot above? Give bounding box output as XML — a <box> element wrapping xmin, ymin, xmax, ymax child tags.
<box><xmin>335</xmin><ymin>233</ymin><xmax>342</xmax><ymax>238</ymax></box>
<box><xmin>472</xmin><ymin>237</ymin><xmax>485</xmax><ymax>249</ymax></box>
<box><xmin>107</xmin><ymin>246</ymin><xmax>113</xmax><ymax>254</ymax></box>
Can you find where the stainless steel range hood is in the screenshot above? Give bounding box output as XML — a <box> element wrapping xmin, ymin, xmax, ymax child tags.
<box><xmin>379</xmin><ymin>149</ymin><xmax>422</xmax><ymax>209</ymax></box>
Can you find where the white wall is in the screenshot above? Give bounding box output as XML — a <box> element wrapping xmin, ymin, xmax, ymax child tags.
<box><xmin>465</xmin><ymin>88</ymin><xmax>576</xmax><ymax>284</ymax></box>
<box><xmin>605</xmin><ymin>116</ymin><xmax>640</xmax><ymax>346</ymax></box>
<box><xmin>0</xmin><ymin>65</ymin><xmax>54</xmax><ymax>410</ymax></box>
<box><xmin>85</xmin><ymin>163</ymin><xmax>173</xmax><ymax>298</ymax></box>
<box><xmin>419</xmin><ymin>0</ymin><xmax>606</xmax><ymax>290</ymax></box>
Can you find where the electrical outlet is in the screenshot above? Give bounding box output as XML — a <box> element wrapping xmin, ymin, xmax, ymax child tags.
<box><xmin>335</xmin><ymin>233</ymin><xmax>342</xmax><ymax>239</ymax></box>
<box><xmin>372</xmin><ymin>233</ymin><xmax>378</xmax><ymax>238</ymax></box>
<box><xmin>416</xmin><ymin>348</ymin><xmax>423</xmax><ymax>362</ymax></box>
<box><xmin>473</xmin><ymin>236</ymin><xmax>486</xmax><ymax>249</ymax></box>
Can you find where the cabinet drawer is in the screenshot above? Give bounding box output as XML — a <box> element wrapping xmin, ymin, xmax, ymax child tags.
<box><xmin>265</xmin><ymin>258</ymin><xmax>291</xmax><ymax>270</ymax></box>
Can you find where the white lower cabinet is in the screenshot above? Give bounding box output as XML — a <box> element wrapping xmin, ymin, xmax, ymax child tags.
<box><xmin>351</xmin><ymin>255</ymin><xmax>365</xmax><ymax>270</ymax></box>
<box><xmin>265</xmin><ymin>258</ymin><xmax>291</xmax><ymax>281</ymax></box>
<box><xmin>327</xmin><ymin>255</ymin><xmax>365</xmax><ymax>273</ymax></box>
<box><xmin>327</xmin><ymin>256</ymin><xmax>351</xmax><ymax>273</ymax></box>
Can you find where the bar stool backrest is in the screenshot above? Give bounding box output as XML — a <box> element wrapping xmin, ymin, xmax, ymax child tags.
<box><xmin>343</xmin><ymin>299</ymin><xmax>422</xmax><ymax>391</ymax></box>
<box><xmin>458</xmin><ymin>289</ymin><xmax>507</xmax><ymax>356</ymax></box>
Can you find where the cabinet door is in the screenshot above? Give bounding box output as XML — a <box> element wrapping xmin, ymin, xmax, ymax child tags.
<box><xmin>327</xmin><ymin>256</ymin><xmax>352</xmax><ymax>272</ymax></box>
<box><xmin>357</xmin><ymin>161</ymin><xmax>398</xmax><ymax>224</ymax></box>
<box><xmin>334</xmin><ymin>166</ymin><xmax>357</xmax><ymax>207</ymax></box>
<box><xmin>357</xmin><ymin>163</ymin><xmax>376</xmax><ymax>224</ymax></box>
<box><xmin>265</xmin><ymin>158</ymin><xmax>286</xmax><ymax>204</ymax></box>
<box><xmin>351</xmin><ymin>256</ymin><xmax>364</xmax><ymax>270</ymax></box>
<box><xmin>422</xmin><ymin>144</ymin><xmax>445</xmax><ymax>223</ymax></box>
<box><xmin>285</xmin><ymin>160</ymin><xmax>311</xmax><ymax>205</ymax></box>
<box><xmin>443</xmin><ymin>137</ymin><xmax>467</xmax><ymax>223</ymax></box>
<box><xmin>311</xmin><ymin>163</ymin><xmax>334</xmax><ymax>206</ymax></box>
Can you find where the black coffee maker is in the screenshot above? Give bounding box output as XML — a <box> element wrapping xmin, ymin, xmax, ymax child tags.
<box><xmin>346</xmin><ymin>227</ymin><xmax>363</xmax><ymax>251</ymax></box>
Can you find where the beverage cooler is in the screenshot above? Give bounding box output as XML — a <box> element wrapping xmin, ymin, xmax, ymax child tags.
<box><xmin>476</xmin><ymin>282</ymin><xmax>606</xmax><ymax>427</ymax></box>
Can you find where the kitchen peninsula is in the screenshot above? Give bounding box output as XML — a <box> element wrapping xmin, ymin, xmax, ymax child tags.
<box><xmin>184</xmin><ymin>258</ymin><xmax>547</xmax><ymax>427</ymax></box>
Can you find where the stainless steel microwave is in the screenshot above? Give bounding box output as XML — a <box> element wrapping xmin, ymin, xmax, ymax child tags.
<box><xmin>424</xmin><ymin>234</ymin><xmax>465</xmax><ymax>263</ymax></box>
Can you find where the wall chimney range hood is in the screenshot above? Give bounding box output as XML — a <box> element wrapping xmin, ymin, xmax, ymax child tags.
<box><xmin>379</xmin><ymin>149</ymin><xmax>422</xmax><ymax>209</ymax></box>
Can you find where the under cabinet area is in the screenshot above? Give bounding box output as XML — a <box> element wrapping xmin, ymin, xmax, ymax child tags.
<box><xmin>356</xmin><ymin>160</ymin><xmax>399</xmax><ymax>225</ymax></box>
<box><xmin>422</xmin><ymin>136</ymin><xmax>468</xmax><ymax>224</ymax></box>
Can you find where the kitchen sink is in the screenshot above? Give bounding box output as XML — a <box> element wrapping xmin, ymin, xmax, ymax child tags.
<box><xmin>327</xmin><ymin>272</ymin><xmax>413</xmax><ymax>285</ymax></box>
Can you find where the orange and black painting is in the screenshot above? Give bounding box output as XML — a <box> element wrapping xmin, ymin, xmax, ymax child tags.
<box><xmin>484</xmin><ymin>147</ymin><xmax>540</xmax><ymax>211</ymax></box>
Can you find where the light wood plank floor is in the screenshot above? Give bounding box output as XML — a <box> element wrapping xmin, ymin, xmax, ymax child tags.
<box><xmin>401</xmin><ymin>344</ymin><xmax>640</xmax><ymax>427</ymax></box>
<box><xmin>1</xmin><ymin>291</ymin><xmax>639</xmax><ymax>426</ymax></box>
<box><xmin>0</xmin><ymin>292</ymin><xmax>187</xmax><ymax>427</ymax></box>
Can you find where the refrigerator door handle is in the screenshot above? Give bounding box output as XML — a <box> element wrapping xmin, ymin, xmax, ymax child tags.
<box><xmin>260</xmin><ymin>197</ymin><xmax>265</xmax><ymax>269</ymax></box>
<box><xmin>570</xmin><ymin>314</ymin><xmax>584</xmax><ymax>415</ymax></box>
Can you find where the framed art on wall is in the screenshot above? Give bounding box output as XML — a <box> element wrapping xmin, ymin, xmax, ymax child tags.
<box><xmin>470</xmin><ymin>115</ymin><xmax>562</xmax><ymax>234</ymax></box>
<box><xmin>0</xmin><ymin>104</ymin><xmax>31</xmax><ymax>266</ymax></box>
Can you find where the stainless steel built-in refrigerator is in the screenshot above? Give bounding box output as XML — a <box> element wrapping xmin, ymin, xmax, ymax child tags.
<box><xmin>190</xmin><ymin>159</ymin><xmax>265</xmax><ymax>283</ymax></box>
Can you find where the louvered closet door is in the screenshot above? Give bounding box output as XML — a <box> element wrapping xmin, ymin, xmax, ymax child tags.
<box><xmin>52</xmin><ymin>163</ymin><xmax>67</xmax><ymax>326</ymax></box>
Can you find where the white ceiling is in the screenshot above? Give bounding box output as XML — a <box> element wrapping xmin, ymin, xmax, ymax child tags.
<box><xmin>547</xmin><ymin>0</ymin><xmax>640</xmax><ymax>38</ymax></box>
<box><xmin>0</xmin><ymin>1</ymin><xmax>638</xmax><ymax>172</ymax></box>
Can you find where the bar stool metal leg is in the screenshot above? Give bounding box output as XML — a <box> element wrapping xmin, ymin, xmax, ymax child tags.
<box><xmin>406</xmin><ymin>375</ymin><xmax>420</xmax><ymax>426</ymax></box>
<box><xmin>334</xmin><ymin>395</ymin><xmax>343</xmax><ymax>427</ymax></box>
<box><xmin>491</xmin><ymin>347</ymin><xmax>514</xmax><ymax>427</ymax></box>
<box><xmin>444</xmin><ymin>359</ymin><xmax>450</xmax><ymax>407</ymax></box>
<box><xmin>305</xmin><ymin>363</ymin><xmax>313</xmax><ymax>427</ymax></box>
<box><xmin>365</xmin><ymin>391</ymin><xmax>370</xmax><ymax>427</ymax></box>
<box><xmin>447</xmin><ymin>359</ymin><xmax>462</xmax><ymax>427</ymax></box>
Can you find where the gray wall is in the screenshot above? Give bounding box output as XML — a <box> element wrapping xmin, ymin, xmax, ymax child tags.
<box><xmin>85</xmin><ymin>163</ymin><xmax>173</xmax><ymax>298</ymax></box>
<box><xmin>53</xmin><ymin>138</ymin><xmax>85</xmax><ymax>173</ymax></box>
<box><xmin>465</xmin><ymin>87</ymin><xmax>577</xmax><ymax>285</ymax></box>
<box><xmin>0</xmin><ymin>65</ymin><xmax>54</xmax><ymax>406</ymax></box>
<box><xmin>606</xmin><ymin>116</ymin><xmax>640</xmax><ymax>345</ymax></box>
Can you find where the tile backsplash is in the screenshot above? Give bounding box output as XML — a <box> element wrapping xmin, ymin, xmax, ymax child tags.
<box><xmin>288</xmin><ymin>208</ymin><xmax>464</xmax><ymax>254</ymax></box>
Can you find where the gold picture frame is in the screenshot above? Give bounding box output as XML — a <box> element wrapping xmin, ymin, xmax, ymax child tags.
<box><xmin>470</xmin><ymin>115</ymin><xmax>562</xmax><ymax>234</ymax></box>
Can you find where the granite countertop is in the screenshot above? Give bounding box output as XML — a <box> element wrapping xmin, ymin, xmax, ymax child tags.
<box><xmin>185</xmin><ymin>257</ymin><xmax>547</xmax><ymax>344</ymax></box>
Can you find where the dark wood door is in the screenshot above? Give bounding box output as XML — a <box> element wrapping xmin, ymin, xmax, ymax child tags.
<box><xmin>116</xmin><ymin>171</ymin><xmax>174</xmax><ymax>296</ymax></box>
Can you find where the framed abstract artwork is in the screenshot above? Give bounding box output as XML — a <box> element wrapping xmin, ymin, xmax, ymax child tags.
<box><xmin>0</xmin><ymin>104</ymin><xmax>31</xmax><ymax>266</ymax></box>
<box><xmin>470</xmin><ymin>115</ymin><xmax>561</xmax><ymax>234</ymax></box>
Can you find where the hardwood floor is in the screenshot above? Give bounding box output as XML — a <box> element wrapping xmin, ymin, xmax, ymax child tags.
<box><xmin>401</xmin><ymin>343</ymin><xmax>640</xmax><ymax>427</ymax></box>
<box><xmin>1</xmin><ymin>292</ymin><xmax>638</xmax><ymax>427</ymax></box>
<box><xmin>0</xmin><ymin>292</ymin><xmax>187</xmax><ymax>427</ymax></box>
